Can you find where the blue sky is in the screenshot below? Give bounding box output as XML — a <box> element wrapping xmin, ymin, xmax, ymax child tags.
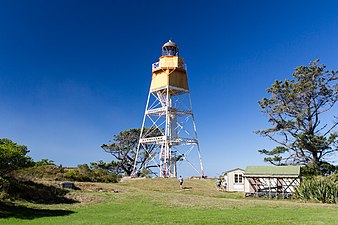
<box><xmin>1</xmin><ymin>0</ymin><xmax>338</xmax><ymax>177</ymax></box>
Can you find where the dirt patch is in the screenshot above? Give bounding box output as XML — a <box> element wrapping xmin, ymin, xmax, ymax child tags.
<box><xmin>74</xmin><ymin>182</ymin><xmax>119</xmax><ymax>193</ymax></box>
<box><xmin>65</xmin><ymin>192</ymin><xmax>106</xmax><ymax>204</ymax></box>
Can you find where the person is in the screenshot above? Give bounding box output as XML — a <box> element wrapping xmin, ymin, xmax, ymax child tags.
<box><xmin>222</xmin><ymin>179</ymin><xmax>227</xmax><ymax>192</ymax></box>
<box><xmin>178</xmin><ymin>176</ymin><xmax>184</xmax><ymax>189</ymax></box>
<box><xmin>216</xmin><ymin>178</ymin><xmax>221</xmax><ymax>190</ymax></box>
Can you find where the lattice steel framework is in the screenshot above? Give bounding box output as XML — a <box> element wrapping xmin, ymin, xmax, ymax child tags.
<box><xmin>132</xmin><ymin>41</ymin><xmax>204</xmax><ymax>178</ymax></box>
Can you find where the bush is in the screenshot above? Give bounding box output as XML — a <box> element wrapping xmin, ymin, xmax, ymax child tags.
<box><xmin>295</xmin><ymin>176</ymin><xmax>338</xmax><ymax>203</ymax></box>
<box><xmin>12</xmin><ymin>165</ymin><xmax>64</xmax><ymax>180</ymax></box>
<box><xmin>63</xmin><ymin>164</ymin><xmax>120</xmax><ymax>182</ymax></box>
<box><xmin>0</xmin><ymin>177</ymin><xmax>10</xmax><ymax>201</ymax></box>
<box><xmin>13</xmin><ymin>164</ymin><xmax>121</xmax><ymax>183</ymax></box>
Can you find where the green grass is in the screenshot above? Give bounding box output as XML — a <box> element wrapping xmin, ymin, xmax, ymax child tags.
<box><xmin>1</xmin><ymin>178</ymin><xmax>338</xmax><ymax>224</ymax></box>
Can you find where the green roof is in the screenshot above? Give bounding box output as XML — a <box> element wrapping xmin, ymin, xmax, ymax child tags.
<box><xmin>244</xmin><ymin>166</ymin><xmax>300</xmax><ymax>177</ymax></box>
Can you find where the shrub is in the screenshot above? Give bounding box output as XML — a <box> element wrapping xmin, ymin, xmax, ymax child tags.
<box><xmin>12</xmin><ymin>165</ymin><xmax>64</xmax><ymax>180</ymax></box>
<box><xmin>0</xmin><ymin>177</ymin><xmax>10</xmax><ymax>201</ymax></box>
<box><xmin>13</xmin><ymin>164</ymin><xmax>121</xmax><ymax>183</ymax></box>
<box><xmin>295</xmin><ymin>176</ymin><xmax>338</xmax><ymax>203</ymax></box>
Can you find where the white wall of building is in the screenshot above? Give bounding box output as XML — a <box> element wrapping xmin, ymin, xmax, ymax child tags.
<box><xmin>224</xmin><ymin>168</ymin><xmax>246</xmax><ymax>192</ymax></box>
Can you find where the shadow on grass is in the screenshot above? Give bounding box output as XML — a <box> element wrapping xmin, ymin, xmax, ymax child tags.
<box><xmin>0</xmin><ymin>202</ymin><xmax>74</xmax><ymax>219</ymax></box>
<box><xmin>7</xmin><ymin>178</ymin><xmax>78</xmax><ymax>204</ymax></box>
<box><xmin>183</xmin><ymin>187</ymin><xmax>192</xmax><ymax>190</ymax></box>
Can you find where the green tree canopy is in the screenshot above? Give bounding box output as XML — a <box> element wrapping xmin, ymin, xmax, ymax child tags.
<box><xmin>90</xmin><ymin>160</ymin><xmax>120</xmax><ymax>174</ymax></box>
<box><xmin>101</xmin><ymin>128</ymin><xmax>160</xmax><ymax>176</ymax></box>
<box><xmin>257</xmin><ymin>60</ymin><xmax>338</xmax><ymax>170</ymax></box>
<box><xmin>35</xmin><ymin>158</ymin><xmax>55</xmax><ymax>166</ymax></box>
<box><xmin>0</xmin><ymin>138</ymin><xmax>34</xmax><ymax>176</ymax></box>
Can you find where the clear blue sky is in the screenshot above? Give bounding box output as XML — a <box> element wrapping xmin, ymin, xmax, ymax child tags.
<box><xmin>1</xmin><ymin>0</ymin><xmax>338</xmax><ymax>177</ymax></box>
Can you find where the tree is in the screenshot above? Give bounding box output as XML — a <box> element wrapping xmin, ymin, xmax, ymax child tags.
<box><xmin>0</xmin><ymin>138</ymin><xmax>34</xmax><ymax>176</ymax></box>
<box><xmin>89</xmin><ymin>160</ymin><xmax>121</xmax><ymax>174</ymax></box>
<box><xmin>301</xmin><ymin>162</ymin><xmax>338</xmax><ymax>177</ymax></box>
<box><xmin>101</xmin><ymin>128</ymin><xmax>160</xmax><ymax>176</ymax></box>
<box><xmin>35</xmin><ymin>158</ymin><xmax>55</xmax><ymax>166</ymax></box>
<box><xmin>257</xmin><ymin>60</ymin><xmax>338</xmax><ymax>170</ymax></box>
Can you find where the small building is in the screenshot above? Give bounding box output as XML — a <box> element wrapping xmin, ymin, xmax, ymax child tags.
<box><xmin>223</xmin><ymin>168</ymin><xmax>246</xmax><ymax>192</ymax></box>
<box><xmin>243</xmin><ymin>166</ymin><xmax>301</xmax><ymax>198</ymax></box>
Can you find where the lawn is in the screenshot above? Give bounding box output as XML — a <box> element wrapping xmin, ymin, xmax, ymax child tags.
<box><xmin>1</xmin><ymin>178</ymin><xmax>337</xmax><ymax>224</ymax></box>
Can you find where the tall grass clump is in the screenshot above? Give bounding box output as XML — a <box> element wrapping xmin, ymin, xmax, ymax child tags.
<box><xmin>295</xmin><ymin>175</ymin><xmax>338</xmax><ymax>203</ymax></box>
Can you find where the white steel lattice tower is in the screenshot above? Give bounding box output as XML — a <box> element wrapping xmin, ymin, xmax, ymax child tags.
<box><xmin>132</xmin><ymin>40</ymin><xmax>204</xmax><ymax>178</ymax></box>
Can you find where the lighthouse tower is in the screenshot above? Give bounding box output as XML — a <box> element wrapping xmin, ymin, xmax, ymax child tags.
<box><xmin>132</xmin><ymin>40</ymin><xmax>204</xmax><ymax>178</ymax></box>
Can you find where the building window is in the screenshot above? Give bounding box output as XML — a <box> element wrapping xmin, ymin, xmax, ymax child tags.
<box><xmin>234</xmin><ymin>174</ymin><xmax>243</xmax><ymax>184</ymax></box>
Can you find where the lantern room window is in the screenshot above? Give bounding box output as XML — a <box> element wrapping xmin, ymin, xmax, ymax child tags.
<box><xmin>162</xmin><ymin>46</ymin><xmax>178</xmax><ymax>56</ymax></box>
<box><xmin>162</xmin><ymin>40</ymin><xmax>179</xmax><ymax>56</ymax></box>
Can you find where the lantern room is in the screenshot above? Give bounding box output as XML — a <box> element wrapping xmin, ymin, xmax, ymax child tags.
<box><xmin>162</xmin><ymin>40</ymin><xmax>179</xmax><ymax>56</ymax></box>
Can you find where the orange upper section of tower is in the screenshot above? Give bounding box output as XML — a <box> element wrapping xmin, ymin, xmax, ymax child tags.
<box><xmin>150</xmin><ymin>41</ymin><xmax>189</xmax><ymax>93</ymax></box>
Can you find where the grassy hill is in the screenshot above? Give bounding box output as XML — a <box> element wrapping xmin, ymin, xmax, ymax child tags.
<box><xmin>1</xmin><ymin>178</ymin><xmax>338</xmax><ymax>224</ymax></box>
